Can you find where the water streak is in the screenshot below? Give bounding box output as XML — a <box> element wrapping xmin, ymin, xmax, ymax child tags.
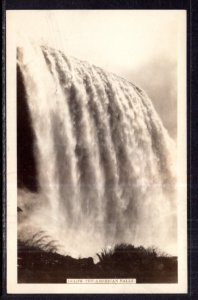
<box><xmin>17</xmin><ymin>43</ymin><xmax>177</xmax><ymax>258</ymax></box>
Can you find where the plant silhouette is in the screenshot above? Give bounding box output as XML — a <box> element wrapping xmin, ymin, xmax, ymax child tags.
<box><xmin>18</xmin><ymin>239</ymin><xmax>177</xmax><ymax>283</ymax></box>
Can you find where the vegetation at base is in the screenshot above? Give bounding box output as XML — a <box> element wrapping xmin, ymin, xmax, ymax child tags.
<box><xmin>18</xmin><ymin>239</ymin><xmax>177</xmax><ymax>283</ymax></box>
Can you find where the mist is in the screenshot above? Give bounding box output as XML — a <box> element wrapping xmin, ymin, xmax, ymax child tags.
<box><xmin>10</xmin><ymin>10</ymin><xmax>183</xmax><ymax>141</ymax></box>
<box><xmin>126</xmin><ymin>56</ymin><xmax>177</xmax><ymax>140</ymax></box>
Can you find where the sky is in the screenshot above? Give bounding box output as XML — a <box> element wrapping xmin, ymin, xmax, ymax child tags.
<box><xmin>9</xmin><ymin>10</ymin><xmax>186</xmax><ymax>139</ymax></box>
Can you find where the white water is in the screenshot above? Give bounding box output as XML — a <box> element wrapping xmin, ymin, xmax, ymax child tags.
<box><xmin>17</xmin><ymin>43</ymin><xmax>177</xmax><ymax>258</ymax></box>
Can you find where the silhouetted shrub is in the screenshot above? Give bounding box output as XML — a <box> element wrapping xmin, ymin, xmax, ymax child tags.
<box><xmin>21</xmin><ymin>231</ymin><xmax>61</xmax><ymax>253</ymax></box>
<box><xmin>18</xmin><ymin>241</ymin><xmax>177</xmax><ymax>283</ymax></box>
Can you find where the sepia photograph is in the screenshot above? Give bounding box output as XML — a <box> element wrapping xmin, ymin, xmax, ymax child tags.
<box><xmin>6</xmin><ymin>9</ymin><xmax>187</xmax><ymax>293</ymax></box>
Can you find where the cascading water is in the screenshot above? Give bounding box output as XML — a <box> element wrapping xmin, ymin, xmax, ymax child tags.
<box><xmin>17</xmin><ymin>43</ymin><xmax>177</xmax><ymax>259</ymax></box>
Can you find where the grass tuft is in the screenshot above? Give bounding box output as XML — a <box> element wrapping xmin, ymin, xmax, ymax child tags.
<box><xmin>18</xmin><ymin>241</ymin><xmax>177</xmax><ymax>283</ymax></box>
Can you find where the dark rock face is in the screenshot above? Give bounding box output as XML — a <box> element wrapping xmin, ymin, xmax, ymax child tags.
<box><xmin>17</xmin><ymin>207</ymin><xmax>23</xmax><ymax>213</ymax></box>
<box><xmin>17</xmin><ymin>65</ymin><xmax>38</xmax><ymax>192</ymax></box>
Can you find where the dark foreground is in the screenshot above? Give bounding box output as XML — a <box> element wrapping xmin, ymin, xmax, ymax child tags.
<box><xmin>18</xmin><ymin>241</ymin><xmax>177</xmax><ymax>283</ymax></box>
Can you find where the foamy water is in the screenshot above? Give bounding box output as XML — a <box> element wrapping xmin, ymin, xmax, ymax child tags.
<box><xmin>17</xmin><ymin>43</ymin><xmax>177</xmax><ymax>258</ymax></box>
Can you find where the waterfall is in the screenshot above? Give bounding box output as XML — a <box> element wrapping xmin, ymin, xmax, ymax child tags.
<box><xmin>17</xmin><ymin>43</ymin><xmax>177</xmax><ymax>259</ymax></box>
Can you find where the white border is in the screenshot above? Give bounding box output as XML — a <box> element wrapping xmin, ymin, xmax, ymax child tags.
<box><xmin>6</xmin><ymin>10</ymin><xmax>187</xmax><ymax>294</ymax></box>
